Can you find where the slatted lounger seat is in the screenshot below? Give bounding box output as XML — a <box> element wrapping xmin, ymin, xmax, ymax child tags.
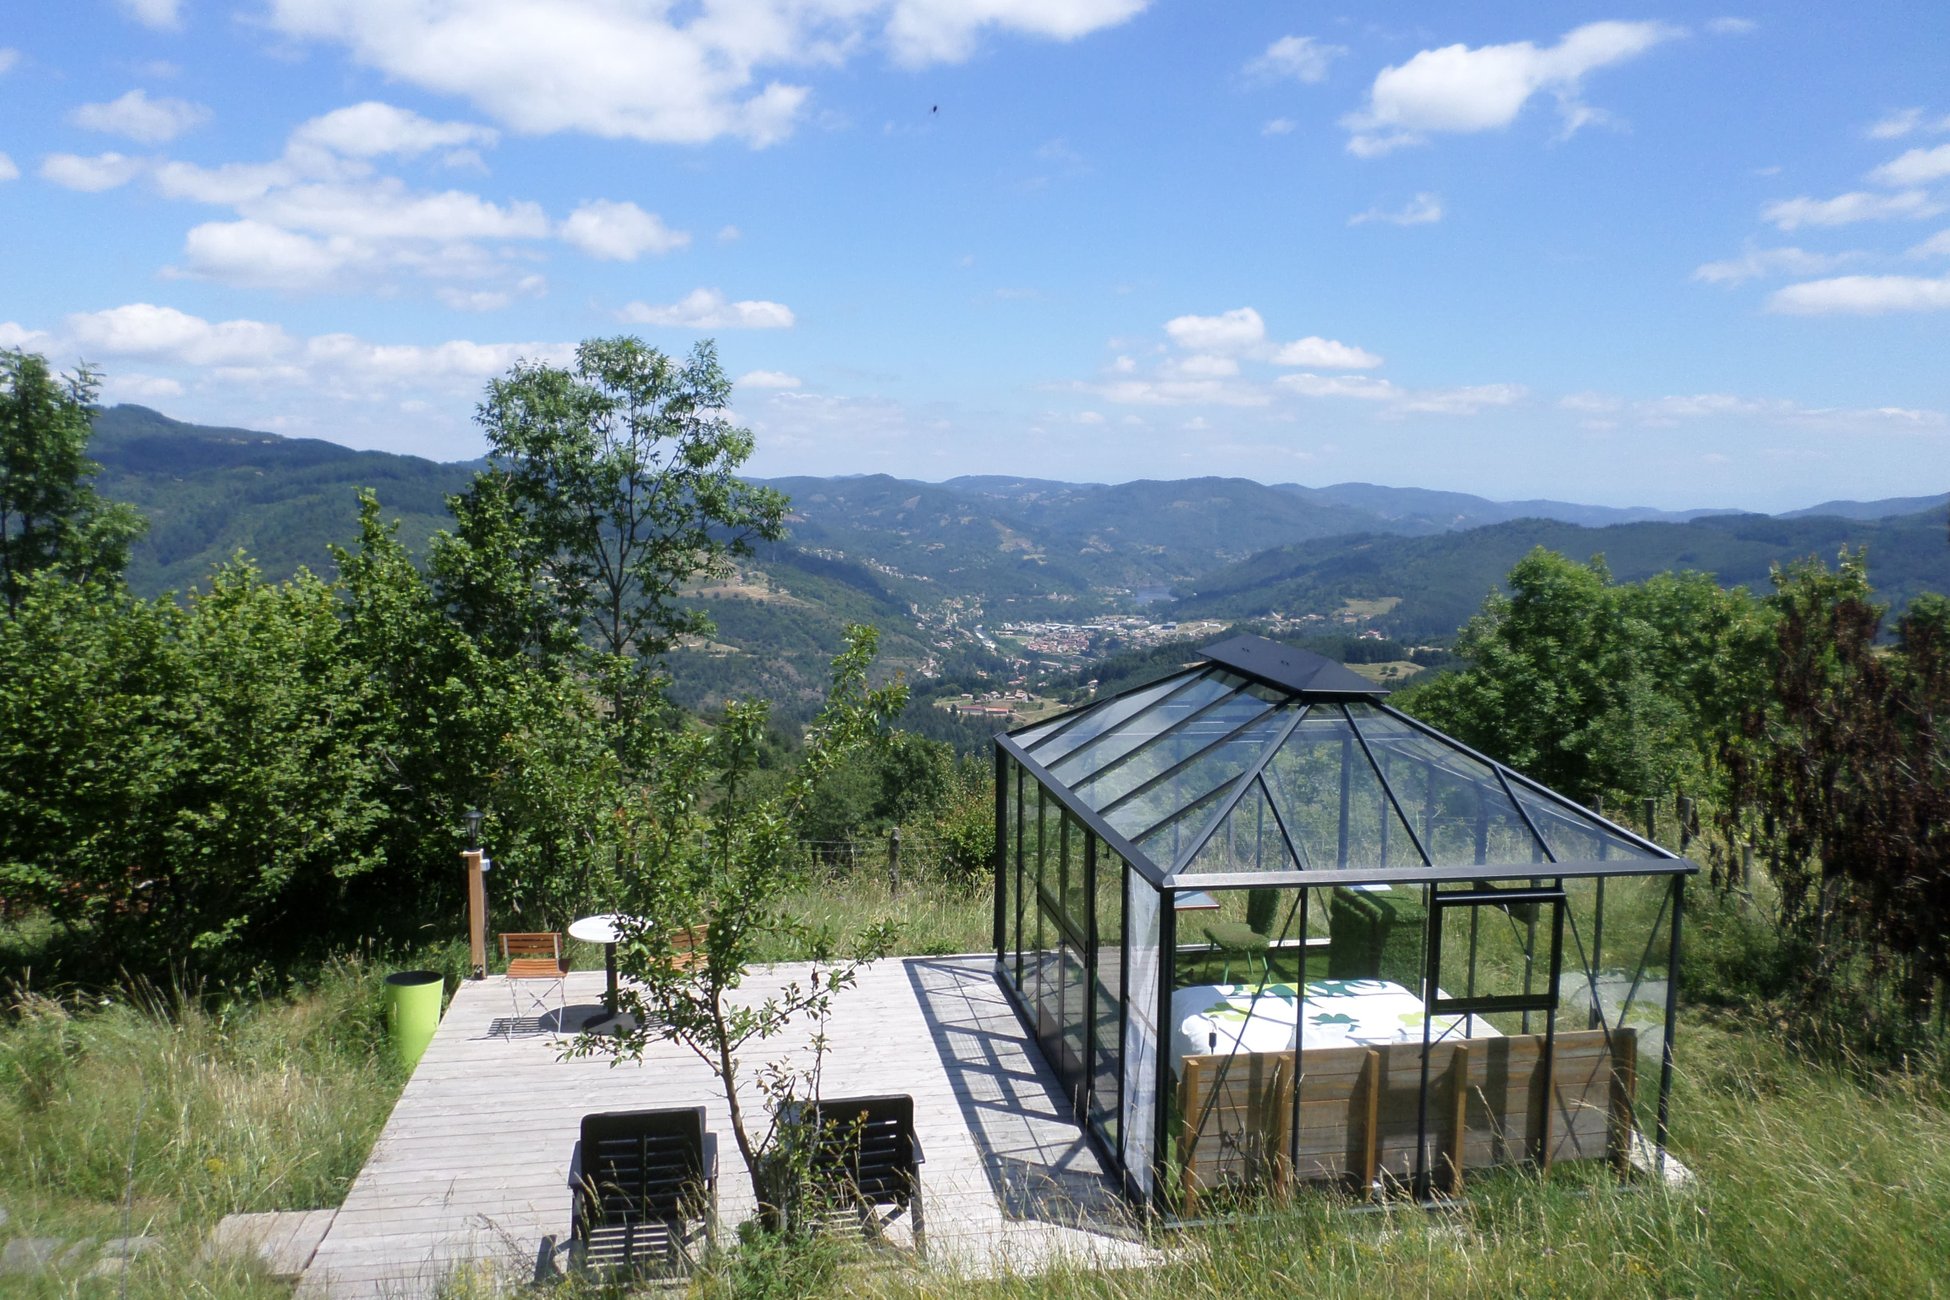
<box><xmin>571</xmin><ymin>1107</ymin><xmax>718</xmax><ymax>1277</ymax></box>
<box><xmin>799</xmin><ymin>1094</ymin><xmax>927</xmax><ymax>1257</ymax></box>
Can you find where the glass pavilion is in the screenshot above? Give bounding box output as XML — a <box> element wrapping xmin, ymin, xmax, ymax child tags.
<box><xmin>992</xmin><ymin>635</ymin><xmax>1692</xmax><ymax>1213</ymax></box>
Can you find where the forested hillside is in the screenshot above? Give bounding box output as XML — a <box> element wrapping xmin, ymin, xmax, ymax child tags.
<box><xmin>1180</xmin><ymin>508</ymin><xmax>1950</xmax><ymax>641</ymax></box>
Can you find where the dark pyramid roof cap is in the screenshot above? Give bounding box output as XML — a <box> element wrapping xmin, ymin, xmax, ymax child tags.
<box><xmin>1199</xmin><ymin>633</ymin><xmax>1388</xmax><ymax>698</ymax></box>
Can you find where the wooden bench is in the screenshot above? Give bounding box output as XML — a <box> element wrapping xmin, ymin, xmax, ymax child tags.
<box><xmin>1177</xmin><ymin>1028</ymin><xmax>1637</xmax><ymax>1212</ymax></box>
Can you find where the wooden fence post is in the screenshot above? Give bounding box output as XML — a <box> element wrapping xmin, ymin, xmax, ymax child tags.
<box><xmin>464</xmin><ymin>848</ymin><xmax>486</xmax><ymax>979</ymax></box>
<box><xmin>888</xmin><ymin>826</ymin><xmax>902</xmax><ymax>898</ymax></box>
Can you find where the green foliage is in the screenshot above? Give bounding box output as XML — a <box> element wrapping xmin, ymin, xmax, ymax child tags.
<box><xmin>1398</xmin><ymin>548</ymin><xmax>1768</xmax><ymax>808</ymax></box>
<box><xmin>1</xmin><ymin>351</ymin><xmax>145</xmax><ymax>611</ymax></box>
<box><xmin>0</xmin><ymin>562</ymin><xmax>387</xmax><ymax>973</ymax></box>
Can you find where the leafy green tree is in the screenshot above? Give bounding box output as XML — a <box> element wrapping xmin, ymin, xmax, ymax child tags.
<box><xmin>1401</xmin><ymin>547</ymin><xmax>1765</xmax><ymax>808</ymax></box>
<box><xmin>1722</xmin><ymin>551</ymin><xmax>1950</xmax><ymax>1035</ymax></box>
<box><xmin>0</xmin><ymin>561</ymin><xmax>385</xmax><ymax>972</ymax></box>
<box><xmin>462</xmin><ymin>337</ymin><xmax>788</xmax><ymax>753</ymax></box>
<box><xmin>574</xmin><ymin>627</ymin><xmax>907</xmax><ymax>1209</ymax></box>
<box><xmin>333</xmin><ymin>492</ymin><xmax>623</xmax><ymax>933</ymax></box>
<box><xmin>0</xmin><ymin>351</ymin><xmax>145</xmax><ymax>612</ymax></box>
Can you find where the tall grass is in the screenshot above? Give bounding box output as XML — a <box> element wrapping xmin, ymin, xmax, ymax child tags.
<box><xmin>0</xmin><ymin>950</ymin><xmax>443</xmax><ymax>1297</ymax></box>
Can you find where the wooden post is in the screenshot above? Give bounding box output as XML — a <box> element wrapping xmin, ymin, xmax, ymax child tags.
<box><xmin>1741</xmin><ymin>842</ymin><xmax>1754</xmax><ymax>888</ymax></box>
<box><xmin>1362</xmin><ymin>1049</ymin><xmax>1382</xmax><ymax>1198</ymax></box>
<box><xmin>1610</xmin><ymin>1028</ymin><xmax>1639</xmax><ymax>1178</ymax></box>
<box><xmin>1448</xmin><ymin>1043</ymin><xmax>1470</xmax><ymax>1194</ymax></box>
<box><xmin>1642</xmin><ymin>796</ymin><xmax>1658</xmax><ymax>844</ymax></box>
<box><xmin>887</xmin><ymin>826</ymin><xmax>902</xmax><ymax>898</ymax></box>
<box><xmin>1179</xmin><ymin>1059</ymin><xmax>1202</xmax><ymax>1216</ymax></box>
<box><xmin>464</xmin><ymin>848</ymin><xmax>486</xmax><ymax>979</ymax></box>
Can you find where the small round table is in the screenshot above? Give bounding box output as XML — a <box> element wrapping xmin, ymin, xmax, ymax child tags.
<box><xmin>568</xmin><ymin>913</ymin><xmax>634</xmax><ymax>1033</ymax></box>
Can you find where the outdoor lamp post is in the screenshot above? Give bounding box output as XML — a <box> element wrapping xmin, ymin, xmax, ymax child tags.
<box><xmin>463</xmin><ymin>808</ymin><xmax>487</xmax><ymax>979</ymax></box>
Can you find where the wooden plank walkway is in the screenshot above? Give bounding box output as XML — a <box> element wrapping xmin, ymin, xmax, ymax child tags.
<box><xmin>298</xmin><ymin>955</ymin><xmax>1154</xmax><ymax>1297</ymax></box>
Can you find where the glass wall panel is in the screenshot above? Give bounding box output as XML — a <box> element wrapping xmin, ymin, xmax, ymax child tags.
<box><xmin>999</xmin><ymin>755</ymin><xmax>1015</xmax><ymax>966</ymax></box>
<box><xmin>1560</xmin><ymin>872</ymin><xmax>1675</xmax><ymax>1149</ymax></box>
<box><xmin>1090</xmin><ymin>839</ymin><xmax>1124</xmax><ymax>1150</ymax></box>
<box><xmin>1122</xmin><ymin>871</ymin><xmax>1161</xmax><ymax>1203</ymax></box>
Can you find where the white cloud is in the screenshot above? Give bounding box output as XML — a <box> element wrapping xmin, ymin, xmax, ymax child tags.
<box><xmin>0</xmin><ymin>153</ymin><xmax>17</xmax><ymax>182</ymax></box>
<box><xmin>1278</xmin><ymin>372</ymin><xmax>1398</xmax><ymax>401</ymax></box>
<box><xmin>288</xmin><ymin>101</ymin><xmax>499</xmax><ymax>160</ymax></box>
<box><xmin>0</xmin><ymin>322</ymin><xmax>52</xmax><ymax>350</ymax></box>
<box><xmin>1867</xmin><ymin>107</ymin><xmax>1950</xmax><ymax>140</ymax></box>
<box><xmin>1705</xmin><ymin>17</ymin><xmax>1756</xmax><ymax>35</ymax></box>
<box><xmin>117</xmin><ymin>0</ymin><xmax>181</xmax><ymax>30</ymax></box>
<box><xmin>1392</xmin><ymin>383</ymin><xmax>1526</xmax><ymax>414</ymax></box>
<box><xmin>717</xmin><ymin>224</ymin><xmax>742</xmax><ymax>242</ymax></box>
<box><xmin>1349</xmin><ymin>192</ymin><xmax>1443</xmax><ymax>226</ymax></box>
<box><xmin>1909</xmin><ymin>229</ymin><xmax>1950</xmax><ymax>259</ymax></box>
<box><xmin>437</xmin><ymin>275</ymin><xmax>545</xmax><ymax>313</ymax></box>
<box><xmin>1268</xmin><ymin>337</ymin><xmax>1383</xmax><ymax>369</ymax></box>
<box><xmin>66</xmin><ymin>304</ymin><xmax>295</xmax><ymax>366</ymax></box>
<box><xmin>264</xmin><ymin>0</ymin><xmax>1145</xmax><ymax>149</ymax></box>
<box><xmin>1261</xmin><ymin>117</ymin><xmax>1296</xmax><ymax>136</ymax></box>
<box><xmin>0</xmin><ymin>48</ymin><xmax>18</xmax><ymax>75</ymax></box>
<box><xmin>103</xmin><ymin>373</ymin><xmax>186</xmax><ymax>402</ymax></box>
<box><xmin>39</xmin><ymin>152</ymin><xmax>146</xmax><ymax>192</ymax></box>
<box><xmin>70</xmin><ymin>89</ymin><xmax>210</xmax><ymax>144</ymax></box>
<box><xmin>618</xmin><ymin>288</ymin><xmax>795</xmax><ymax>329</ymax></box>
<box><xmin>247</xmin><ymin>179</ymin><xmax>549</xmax><ymax>242</ymax></box>
<box><xmin>883</xmin><ymin>0</ymin><xmax>1150</xmax><ymax>67</ymax></box>
<box><xmin>1768</xmin><ymin>274</ymin><xmax>1950</xmax><ymax>314</ymax></box>
<box><xmin>153</xmin><ymin>159</ymin><xmax>307</xmax><ymax>205</ymax></box>
<box><xmin>1343</xmin><ymin>20</ymin><xmax>1681</xmax><ymax>156</ymax></box>
<box><xmin>1163</xmin><ymin>307</ymin><xmax>1265</xmax><ymax>353</ymax></box>
<box><xmin>558</xmin><ymin>199</ymin><xmax>690</xmax><ymax>260</ymax></box>
<box><xmin>1870</xmin><ymin>143</ymin><xmax>1950</xmax><ymax>188</ymax></box>
<box><xmin>1559</xmin><ymin>391</ymin><xmax>1623</xmax><ymax>414</ymax></box>
<box><xmin>1693</xmin><ymin>246</ymin><xmax>1859</xmax><ymax>284</ymax></box>
<box><xmin>178</xmin><ymin>220</ymin><xmax>365</xmax><ymax>290</ymax></box>
<box><xmin>1763</xmin><ymin>189</ymin><xmax>1944</xmax><ymax>229</ymax></box>
<box><xmin>1244</xmin><ymin>35</ymin><xmax>1345</xmax><ymax>85</ymax></box>
<box><xmin>1167</xmin><ymin>353</ymin><xmax>1239</xmax><ymax>378</ymax></box>
<box><xmin>737</xmin><ymin>370</ymin><xmax>802</xmax><ymax>389</ymax></box>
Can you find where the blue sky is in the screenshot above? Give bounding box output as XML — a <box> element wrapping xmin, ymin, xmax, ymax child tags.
<box><xmin>3</xmin><ymin>2</ymin><xmax>1948</xmax><ymax>511</ymax></box>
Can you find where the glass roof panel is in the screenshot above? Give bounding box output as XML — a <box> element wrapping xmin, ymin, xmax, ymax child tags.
<box><xmin>1132</xmin><ymin>780</ymin><xmax>1237</xmax><ymax>872</ymax></box>
<box><xmin>1107</xmin><ymin>700</ymin><xmax>1294</xmax><ymax>856</ymax></box>
<box><xmin>1022</xmin><ymin>667</ymin><xmax>1207</xmax><ymax>766</ymax></box>
<box><xmin>1178</xmin><ymin>775</ymin><xmax>1305</xmax><ymax>875</ymax></box>
<box><xmin>1264</xmin><ymin>710</ymin><xmax>1427</xmax><ymax>870</ymax></box>
<box><xmin>1346</xmin><ymin>705</ymin><xmax>1545</xmax><ymax>868</ymax></box>
<box><xmin>1046</xmin><ymin>671</ymin><xmax>1237</xmax><ymax>783</ymax></box>
<box><xmin>1505</xmin><ymin>781</ymin><xmax>1661</xmax><ymax>862</ymax></box>
<box><xmin>1074</xmin><ymin>682</ymin><xmax>1286</xmax><ymax>816</ymax></box>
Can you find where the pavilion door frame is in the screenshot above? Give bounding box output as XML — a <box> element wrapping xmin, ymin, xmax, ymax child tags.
<box><xmin>1414</xmin><ymin>882</ymin><xmax>1568</xmax><ymax>1193</ymax></box>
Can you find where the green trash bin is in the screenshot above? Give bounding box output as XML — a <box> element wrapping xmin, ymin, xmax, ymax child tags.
<box><xmin>384</xmin><ymin>970</ymin><xmax>444</xmax><ymax>1071</ymax></box>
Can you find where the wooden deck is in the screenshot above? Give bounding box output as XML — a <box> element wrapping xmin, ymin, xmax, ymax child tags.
<box><xmin>298</xmin><ymin>955</ymin><xmax>1153</xmax><ymax>1296</ymax></box>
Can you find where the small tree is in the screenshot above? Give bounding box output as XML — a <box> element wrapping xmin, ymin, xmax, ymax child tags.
<box><xmin>464</xmin><ymin>337</ymin><xmax>789</xmax><ymax>757</ymax></box>
<box><xmin>0</xmin><ymin>351</ymin><xmax>145</xmax><ymax>613</ymax></box>
<box><xmin>572</xmin><ymin>626</ymin><xmax>906</xmax><ymax>1210</ymax></box>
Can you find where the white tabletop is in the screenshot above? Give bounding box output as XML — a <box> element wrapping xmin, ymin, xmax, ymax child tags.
<box><xmin>1171</xmin><ymin>978</ymin><xmax>1494</xmax><ymax>1073</ymax></box>
<box><xmin>568</xmin><ymin>913</ymin><xmax>628</xmax><ymax>945</ymax></box>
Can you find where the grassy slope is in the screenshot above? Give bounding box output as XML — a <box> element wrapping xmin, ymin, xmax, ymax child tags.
<box><xmin>4</xmin><ymin>883</ymin><xmax>1947</xmax><ymax>1298</ymax></box>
